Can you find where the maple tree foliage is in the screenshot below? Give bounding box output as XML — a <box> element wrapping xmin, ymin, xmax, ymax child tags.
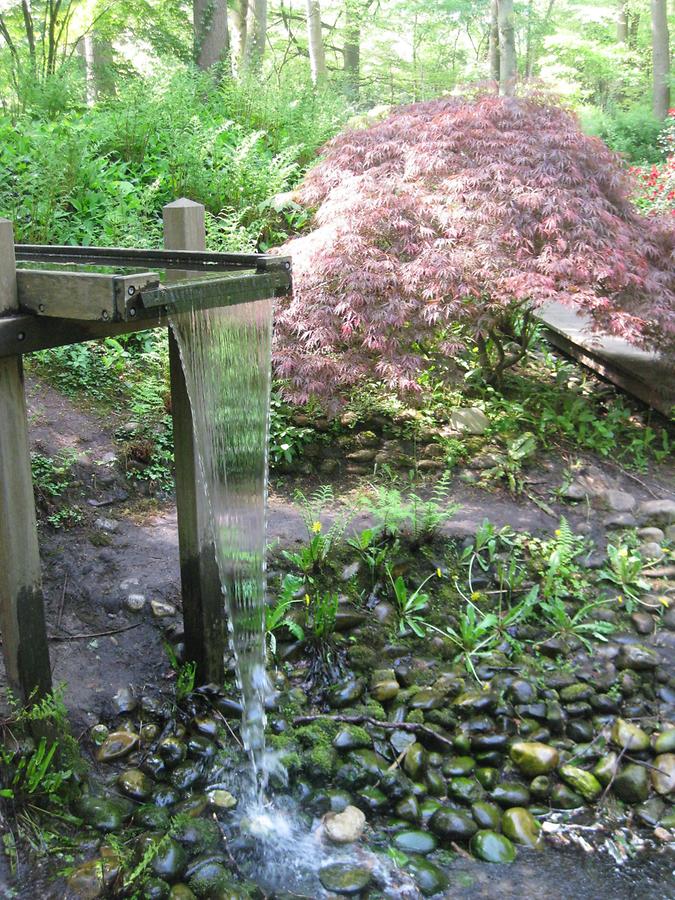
<box><xmin>274</xmin><ymin>94</ymin><xmax>675</xmax><ymax>407</ymax></box>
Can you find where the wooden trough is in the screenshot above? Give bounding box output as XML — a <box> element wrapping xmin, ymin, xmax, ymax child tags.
<box><xmin>0</xmin><ymin>200</ymin><xmax>291</xmax><ymax>704</ymax></box>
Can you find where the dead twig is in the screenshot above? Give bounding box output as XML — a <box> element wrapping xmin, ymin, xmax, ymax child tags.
<box><xmin>49</xmin><ymin>623</ymin><xmax>142</xmax><ymax>641</ymax></box>
<box><xmin>292</xmin><ymin>714</ymin><xmax>454</xmax><ymax>750</ymax></box>
<box><xmin>56</xmin><ymin>574</ymin><xmax>68</xmax><ymax>631</ymax></box>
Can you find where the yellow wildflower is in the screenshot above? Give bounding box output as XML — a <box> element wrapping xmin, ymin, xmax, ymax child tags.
<box><xmin>311</xmin><ymin>521</ymin><xmax>322</xmax><ymax>534</ymax></box>
<box><xmin>659</xmin><ymin>596</ymin><xmax>669</xmax><ymax>607</ymax></box>
<box><xmin>619</xmin><ymin>547</ymin><xmax>628</xmax><ymax>557</ymax></box>
<box><xmin>304</xmin><ymin>594</ymin><xmax>311</xmax><ymax>606</ymax></box>
<box><xmin>617</xmin><ymin>595</ymin><xmax>623</xmax><ymax>604</ymax></box>
<box><xmin>436</xmin><ymin>568</ymin><xmax>442</xmax><ymax>578</ymax></box>
<box><xmin>471</xmin><ymin>591</ymin><xmax>481</xmax><ymax>602</ymax></box>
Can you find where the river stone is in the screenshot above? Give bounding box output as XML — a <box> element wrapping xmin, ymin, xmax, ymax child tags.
<box><xmin>159</xmin><ymin>736</ymin><xmax>187</xmax><ymax>767</ymax></box>
<box><xmin>509</xmin><ymin>679</ymin><xmax>537</xmax><ymax>704</ymax></box>
<box><xmin>551</xmin><ymin>784</ymin><xmax>584</xmax><ymax>809</ymax></box>
<box><xmin>636</xmin><ymin>499</ymin><xmax>675</xmax><ymax>526</ymax></box>
<box><xmin>395</xmin><ymin>795</ymin><xmax>421</xmax><ymax>822</ymax></box>
<box><xmin>593</xmin><ymin>752</ymin><xmax>618</xmax><ymax>786</ymax></box>
<box><xmin>491</xmin><ymin>782</ymin><xmax>530</xmax><ymax>808</ymax></box>
<box><xmin>635</xmin><ymin>797</ymin><xmax>666</xmax><ymax>826</ymax></box>
<box><xmin>471</xmin><ymin>830</ymin><xmax>516</xmax><ymax>863</ymax></box>
<box><xmin>66</xmin><ymin>860</ymin><xmax>105</xmax><ymax>899</ymax></box>
<box><xmin>142</xmin><ymin>754</ymin><xmax>168</xmax><ymax>781</ymax></box>
<box><xmin>613</xmin><ymin>764</ymin><xmax>650</xmax><ymax>803</ymax></box>
<box><xmin>142</xmin><ymin>879</ymin><xmax>170</xmax><ymax>899</ymax></box>
<box><xmin>471</xmin><ymin>801</ymin><xmax>502</xmax><ymax>830</ymax></box>
<box><xmin>136</xmin><ymin>837</ymin><xmax>188</xmax><ymax>881</ymax></box>
<box><xmin>610</xmin><ymin>718</ymin><xmax>650</xmax><ymax>751</ymax></box>
<box><xmin>404</xmin><ymin>743</ymin><xmax>427</xmax><ymax>780</ymax></box>
<box><xmin>442</xmin><ymin>756</ymin><xmax>475</xmax><ymax>777</ymax></box>
<box><xmin>186</xmin><ymin>858</ymin><xmax>231</xmax><ymax>896</ymax></box>
<box><xmin>567</xmin><ymin>720</ymin><xmax>594</xmax><ymax>744</ymax></box>
<box><xmin>655</xmin><ymin>729</ymin><xmax>675</xmax><ymax>754</ymax></box>
<box><xmin>319</xmin><ymin>863</ymin><xmax>372</xmax><ymax>895</ymax></box>
<box><xmin>475</xmin><ymin>767</ymin><xmax>498</xmax><ymax>790</ymax></box>
<box><xmin>118</xmin><ymin>768</ymin><xmax>154</xmax><ymax>801</ymax></box>
<box><xmin>329</xmin><ymin>679</ymin><xmax>365</xmax><ymax>708</ymax></box>
<box><xmin>134</xmin><ymin>805</ymin><xmax>171</xmax><ymax>830</ymax></box>
<box><xmin>372</xmin><ymin>680</ymin><xmax>400</xmax><ymax>702</ymax></box>
<box><xmin>449</xmin><ymin>777</ymin><xmax>484</xmax><ymax>805</ymax></box>
<box><xmin>510</xmin><ymin>741</ymin><xmax>559</xmax><ymax>777</ymax></box>
<box><xmin>409</xmin><ymin>689</ymin><xmax>444</xmax><ymax>711</ymax></box>
<box><xmin>405</xmin><ymin>857</ymin><xmax>449</xmax><ymax>897</ymax></box>
<box><xmin>207</xmin><ymin>790</ymin><xmax>237</xmax><ymax>810</ymax></box>
<box><xmin>90</xmin><ymin>724</ymin><xmax>109</xmax><ymax>746</ymax></box>
<box><xmin>429</xmin><ymin>807</ymin><xmax>477</xmax><ymax>840</ymax></box>
<box><xmin>529</xmin><ymin>776</ymin><xmax>551</xmax><ymax>800</ymax></box>
<box><xmin>559</xmin><ymin>766</ymin><xmax>602</xmax><ymax>802</ymax></box>
<box><xmin>419</xmin><ymin>797</ymin><xmax>442</xmax><ymax>824</ymax></box>
<box><xmin>324</xmin><ymin>805</ymin><xmax>366</xmax><ymax>844</ymax></box>
<box><xmin>170</xmin><ymin>761</ymin><xmax>203</xmax><ymax>791</ymax></box>
<box><xmin>152</xmin><ymin>785</ymin><xmax>181</xmax><ymax>808</ymax></box>
<box><xmin>651</xmin><ymin>754</ymin><xmax>675</xmax><ymax>795</ymax></box>
<box><xmin>334</xmin><ymin>727</ymin><xmax>372</xmax><ymax>751</ymax></box>
<box><xmin>96</xmin><ymin>730</ymin><xmax>139</xmax><ymax>762</ymax></box>
<box><xmin>393</xmin><ymin>829</ymin><xmax>438</xmax><ymax>855</ymax></box>
<box><xmin>617</xmin><ymin>644</ymin><xmax>660</xmax><ymax>671</ymax></box>
<box><xmin>169</xmin><ymin>887</ymin><xmax>197</xmax><ymax>900</ymax></box>
<box><xmin>78</xmin><ymin>795</ymin><xmax>133</xmax><ymax>833</ymax></box>
<box><xmin>390</xmin><ymin>730</ymin><xmax>417</xmax><ymax>755</ymax></box>
<box><xmin>425</xmin><ymin>769</ymin><xmax>446</xmax><ymax>797</ymax></box>
<box><xmin>358</xmin><ymin>786</ymin><xmax>388</xmax><ymax>812</ymax></box>
<box><xmin>501</xmin><ymin>807</ymin><xmax>542</xmax><ymax>847</ymax></box>
<box><xmin>349</xmin><ymin>748</ymin><xmax>388</xmax><ymax>778</ymax></box>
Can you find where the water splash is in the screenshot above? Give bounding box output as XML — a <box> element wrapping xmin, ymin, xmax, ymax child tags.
<box><xmin>170</xmin><ymin>294</ymin><xmax>274</xmax><ymax>789</ymax></box>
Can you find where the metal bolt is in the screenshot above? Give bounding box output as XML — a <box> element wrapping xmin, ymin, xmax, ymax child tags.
<box><xmin>127</xmin><ymin>286</ymin><xmax>136</xmax><ymax>296</ymax></box>
<box><xmin>129</xmin><ymin>307</ymin><xmax>137</xmax><ymax>317</ymax></box>
<box><xmin>17</xmin><ymin>331</ymin><xmax>25</xmax><ymax>341</ymax></box>
<box><xmin>38</xmin><ymin>303</ymin><xmax>45</xmax><ymax>313</ymax></box>
<box><xmin>101</xmin><ymin>310</ymin><xmax>109</xmax><ymax>321</ymax></box>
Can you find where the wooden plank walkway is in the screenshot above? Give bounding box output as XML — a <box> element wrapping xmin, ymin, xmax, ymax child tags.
<box><xmin>536</xmin><ymin>301</ymin><xmax>674</xmax><ymax>419</ymax></box>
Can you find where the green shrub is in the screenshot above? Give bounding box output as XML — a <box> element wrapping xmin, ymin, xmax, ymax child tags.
<box><xmin>580</xmin><ymin>104</ymin><xmax>665</xmax><ymax>163</ymax></box>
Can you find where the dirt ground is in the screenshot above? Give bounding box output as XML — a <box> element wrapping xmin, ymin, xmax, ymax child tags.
<box><xmin>2</xmin><ymin>375</ymin><xmax>673</xmax><ymax>739</ymax></box>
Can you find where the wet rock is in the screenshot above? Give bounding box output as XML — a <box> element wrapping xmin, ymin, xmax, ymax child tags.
<box><xmin>425</xmin><ymin>769</ymin><xmax>446</xmax><ymax>797</ymax></box>
<box><xmin>449</xmin><ymin>777</ymin><xmax>484</xmax><ymax>805</ymax></box>
<box><xmin>529</xmin><ymin>776</ymin><xmax>552</xmax><ymax>800</ymax></box>
<box><xmin>186</xmin><ymin>857</ymin><xmax>231</xmax><ymax>896</ymax></box>
<box><xmin>152</xmin><ymin>785</ymin><xmax>181</xmax><ymax>808</ymax></box>
<box><xmin>404</xmin><ymin>857</ymin><xmax>448</xmax><ymax>896</ymax></box>
<box><xmin>636</xmin><ymin>499</ymin><xmax>675</xmax><ymax>526</ymax></box>
<box><xmin>409</xmin><ymin>689</ymin><xmax>444</xmax><ymax>711</ymax></box>
<box><xmin>67</xmin><ymin>860</ymin><xmax>106</xmax><ymax>899</ymax></box>
<box><xmin>112</xmin><ymin>686</ymin><xmax>137</xmax><ymax>714</ymax></box>
<box><xmin>651</xmin><ymin>754</ymin><xmax>675</xmax><ymax>795</ymax></box>
<box><xmin>357</xmin><ymin>786</ymin><xmax>388</xmax><ymax>812</ymax></box>
<box><xmin>550</xmin><ymin>784</ymin><xmax>584</xmax><ymax>809</ymax></box>
<box><xmin>475</xmin><ymin>767</ymin><xmax>498</xmax><ymax>790</ymax></box>
<box><xmin>393</xmin><ymin>829</ymin><xmax>438</xmax><ymax>855</ymax></box>
<box><xmin>510</xmin><ymin>741</ymin><xmax>559</xmax><ymax>777</ymax></box>
<box><xmin>419</xmin><ymin>797</ymin><xmax>443</xmax><ymax>824</ymax></box>
<box><xmin>491</xmin><ymin>782</ymin><xmax>530</xmax><ymax>808</ymax></box>
<box><xmin>334</xmin><ymin>726</ymin><xmax>373</xmax><ymax>751</ymax></box>
<box><xmin>142</xmin><ymin>754</ymin><xmax>168</xmax><ymax>780</ymax></box>
<box><xmin>143</xmin><ymin>879</ymin><xmax>170</xmax><ymax>899</ymax></box>
<box><xmin>635</xmin><ymin>797</ymin><xmax>666</xmax><ymax>826</ymax></box>
<box><xmin>639</xmin><ymin>542</ymin><xmax>664</xmax><ymax>561</ymax></box>
<box><xmin>118</xmin><ymin>768</ymin><xmax>154</xmax><ymax>801</ymax></box>
<box><xmin>603</xmin><ymin>490</ymin><xmax>636</xmax><ymax>513</ymax></box>
<box><xmin>471</xmin><ymin>830</ymin><xmax>516</xmax><ymax>863</ymax></box>
<box><xmin>442</xmin><ymin>756</ymin><xmax>475</xmax><ymax>777</ymax></box>
<box><xmin>193</xmin><ymin>716</ymin><xmax>218</xmax><ymax>738</ymax></box>
<box><xmin>403</xmin><ymin>743</ymin><xmax>427</xmax><ymax>780</ymax></box>
<box><xmin>170</xmin><ymin>761</ymin><xmax>204</xmax><ymax>792</ymax></box>
<box><xmin>471</xmin><ymin>800</ymin><xmax>502</xmax><ymax>831</ymax></box>
<box><xmin>159</xmin><ymin>736</ymin><xmax>187</xmax><ymax>767</ymax></box>
<box><xmin>508</xmin><ymin>680</ymin><xmax>537</xmax><ymax>705</ymax></box>
<box><xmin>349</xmin><ymin>748</ymin><xmax>389</xmax><ymax>778</ymax></box>
<box><xmin>429</xmin><ymin>807</ymin><xmax>477</xmax><ymax>841</ymax></box>
<box><xmin>655</xmin><ymin>729</ymin><xmax>675</xmax><ymax>754</ymax></box>
<box><xmin>613</xmin><ymin>764</ymin><xmax>650</xmax><ymax>803</ymax></box>
<box><xmin>373</xmin><ymin>601</ymin><xmax>398</xmax><ymax>628</ymax></box>
<box><xmin>559</xmin><ymin>765</ymin><xmax>602</xmax><ymax>801</ymax></box>
<box><xmin>324</xmin><ymin>805</ymin><xmax>366</xmax><ymax>844</ymax></box>
<box><xmin>77</xmin><ymin>795</ymin><xmax>133</xmax><ymax>833</ymax></box>
<box><xmin>125</xmin><ymin>593</ymin><xmax>146</xmax><ymax>612</ymax></box>
<box><xmin>319</xmin><ymin>863</ymin><xmax>372</xmax><ymax>895</ymax></box>
<box><xmin>395</xmin><ymin>795</ymin><xmax>421</xmax><ymax>823</ymax></box>
<box><xmin>207</xmin><ymin>789</ymin><xmax>237</xmax><ymax>810</ymax></box>
<box><xmin>186</xmin><ymin>735</ymin><xmax>217</xmax><ymax>760</ymax></box>
<box><xmin>593</xmin><ymin>752</ymin><xmax>619</xmax><ymax>786</ymax></box>
<box><xmin>390</xmin><ymin>730</ymin><xmax>417</xmax><ymax>755</ymax></box>
<box><xmin>134</xmin><ymin>805</ymin><xmax>171</xmax><ymax>830</ymax></box>
<box><xmin>611</xmin><ymin>718</ymin><xmax>650</xmax><ymax>751</ymax></box>
<box><xmin>566</xmin><ymin>720</ymin><xmax>593</xmax><ymax>743</ymax></box>
<box><xmin>151</xmin><ymin>600</ymin><xmax>176</xmax><ymax>618</ymax></box>
<box><xmin>371</xmin><ymin>679</ymin><xmax>400</xmax><ymax>703</ymax></box>
<box><xmin>501</xmin><ymin>807</ymin><xmax>541</xmax><ymax>847</ymax></box>
<box><xmin>96</xmin><ymin>730</ymin><xmax>139</xmax><ymax>762</ymax></box>
<box><xmin>329</xmin><ymin>678</ymin><xmax>365</xmax><ymax>708</ymax></box>
<box><xmin>638</xmin><ymin>527</ymin><xmax>665</xmax><ymax>543</ymax></box>
<box><xmin>90</xmin><ymin>724</ymin><xmax>109</xmax><ymax>746</ymax></box>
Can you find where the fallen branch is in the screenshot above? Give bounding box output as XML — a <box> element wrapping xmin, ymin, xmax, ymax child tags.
<box><xmin>49</xmin><ymin>623</ymin><xmax>142</xmax><ymax>641</ymax></box>
<box><xmin>292</xmin><ymin>714</ymin><xmax>454</xmax><ymax>750</ymax></box>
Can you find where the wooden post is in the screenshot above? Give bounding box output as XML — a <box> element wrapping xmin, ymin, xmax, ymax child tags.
<box><xmin>163</xmin><ymin>200</ymin><xmax>226</xmax><ymax>685</ymax></box>
<box><xmin>0</xmin><ymin>219</ymin><xmax>52</xmax><ymax>702</ymax></box>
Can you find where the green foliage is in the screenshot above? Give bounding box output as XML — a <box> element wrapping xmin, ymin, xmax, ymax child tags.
<box><xmin>305</xmin><ymin>590</ymin><xmax>339</xmax><ymax>641</ymax></box>
<box><xmin>30</xmin><ymin>451</ymin><xmax>76</xmax><ymax>504</ymax></box>
<box><xmin>269</xmin><ymin>391</ymin><xmax>315</xmax><ymax>468</ymax></box>
<box><xmin>282</xmin><ymin>487</ymin><xmax>352</xmax><ymax>578</ymax></box>
<box><xmin>387</xmin><ymin>566</ymin><xmax>439</xmax><ymax>637</ymax></box>
<box><xmin>360</xmin><ymin>471</ymin><xmax>458</xmax><ymax>546</ymax></box>
<box><xmin>348</xmin><ymin>527</ymin><xmax>394</xmax><ymax>587</ymax></box>
<box><xmin>580</xmin><ymin>104</ymin><xmax>665</xmax><ymax>164</ymax></box>
<box><xmin>600</xmin><ymin>544</ymin><xmax>652</xmax><ymax>611</ymax></box>
<box><xmin>266</xmin><ymin>574</ymin><xmax>305</xmax><ymax>656</ymax></box>
<box><xmin>538</xmin><ymin>596</ymin><xmax>615</xmax><ymax>652</ymax></box>
<box><xmin>533</xmin><ymin>518</ymin><xmax>588</xmax><ymax>602</ymax></box>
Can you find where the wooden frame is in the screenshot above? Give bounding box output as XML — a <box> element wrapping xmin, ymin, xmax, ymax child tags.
<box><xmin>0</xmin><ymin>199</ymin><xmax>291</xmax><ymax>702</ymax></box>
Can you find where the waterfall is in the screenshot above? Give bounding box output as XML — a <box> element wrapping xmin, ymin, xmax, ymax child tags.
<box><xmin>170</xmin><ymin>294</ymin><xmax>274</xmax><ymax>790</ymax></box>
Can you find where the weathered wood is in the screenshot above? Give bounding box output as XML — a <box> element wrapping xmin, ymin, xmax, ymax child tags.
<box><xmin>0</xmin><ymin>219</ymin><xmax>52</xmax><ymax>702</ymax></box>
<box><xmin>164</xmin><ymin>199</ymin><xmax>226</xmax><ymax>685</ymax></box>
<box><xmin>0</xmin><ymin>270</ymin><xmax>287</xmax><ymax>359</ymax></box>
<box><xmin>16</xmin><ymin>269</ymin><xmax>158</xmax><ymax>321</ymax></box>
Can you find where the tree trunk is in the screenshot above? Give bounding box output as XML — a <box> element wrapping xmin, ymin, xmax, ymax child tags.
<box><xmin>498</xmin><ymin>0</ymin><xmax>516</xmax><ymax>97</ymax></box>
<box><xmin>306</xmin><ymin>0</ymin><xmax>327</xmax><ymax>85</ymax></box>
<box><xmin>617</xmin><ymin>2</ymin><xmax>628</xmax><ymax>42</ymax></box>
<box><xmin>651</xmin><ymin>0</ymin><xmax>671</xmax><ymax>119</ymax></box>
<box><xmin>194</xmin><ymin>0</ymin><xmax>230</xmax><ymax>70</ymax></box>
<box><xmin>230</xmin><ymin>0</ymin><xmax>248</xmax><ymax>74</ymax></box>
<box><xmin>524</xmin><ymin>0</ymin><xmax>533</xmax><ymax>79</ymax></box>
<box><xmin>489</xmin><ymin>0</ymin><xmax>500</xmax><ymax>83</ymax></box>
<box><xmin>344</xmin><ymin>0</ymin><xmax>360</xmax><ymax>100</ymax></box>
<box><xmin>243</xmin><ymin>0</ymin><xmax>266</xmax><ymax>72</ymax></box>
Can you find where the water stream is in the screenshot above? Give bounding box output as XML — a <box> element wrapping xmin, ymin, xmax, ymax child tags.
<box><xmin>170</xmin><ymin>293</ymin><xmax>275</xmax><ymax>792</ymax></box>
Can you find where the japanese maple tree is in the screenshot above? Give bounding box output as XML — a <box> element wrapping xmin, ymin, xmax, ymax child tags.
<box><xmin>274</xmin><ymin>94</ymin><xmax>675</xmax><ymax>407</ymax></box>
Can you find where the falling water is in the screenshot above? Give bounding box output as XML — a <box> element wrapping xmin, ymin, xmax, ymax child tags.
<box><xmin>170</xmin><ymin>293</ymin><xmax>274</xmax><ymax>790</ymax></box>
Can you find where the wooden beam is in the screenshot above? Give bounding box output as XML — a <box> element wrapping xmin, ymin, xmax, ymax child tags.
<box><xmin>0</xmin><ymin>219</ymin><xmax>52</xmax><ymax>702</ymax></box>
<box><xmin>16</xmin><ymin>269</ymin><xmax>158</xmax><ymax>321</ymax></box>
<box><xmin>164</xmin><ymin>199</ymin><xmax>226</xmax><ymax>685</ymax></box>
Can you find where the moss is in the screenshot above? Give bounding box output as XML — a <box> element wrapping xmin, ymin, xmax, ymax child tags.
<box><xmin>295</xmin><ymin>719</ymin><xmax>340</xmax><ymax>748</ymax></box>
<box><xmin>341</xmin><ymin>724</ymin><xmax>372</xmax><ymax>746</ymax></box>
<box><xmin>406</xmin><ymin>709</ymin><xmax>424</xmax><ymax>724</ymax></box>
<box><xmin>347</xmin><ymin>644</ymin><xmax>379</xmax><ymax>671</ymax></box>
<box><xmin>306</xmin><ymin>744</ymin><xmax>338</xmax><ymax>777</ymax></box>
<box><xmin>424</xmin><ymin>708</ymin><xmax>457</xmax><ymax>728</ymax></box>
<box><xmin>347</xmin><ymin>699</ymin><xmax>386</xmax><ymax>721</ymax></box>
